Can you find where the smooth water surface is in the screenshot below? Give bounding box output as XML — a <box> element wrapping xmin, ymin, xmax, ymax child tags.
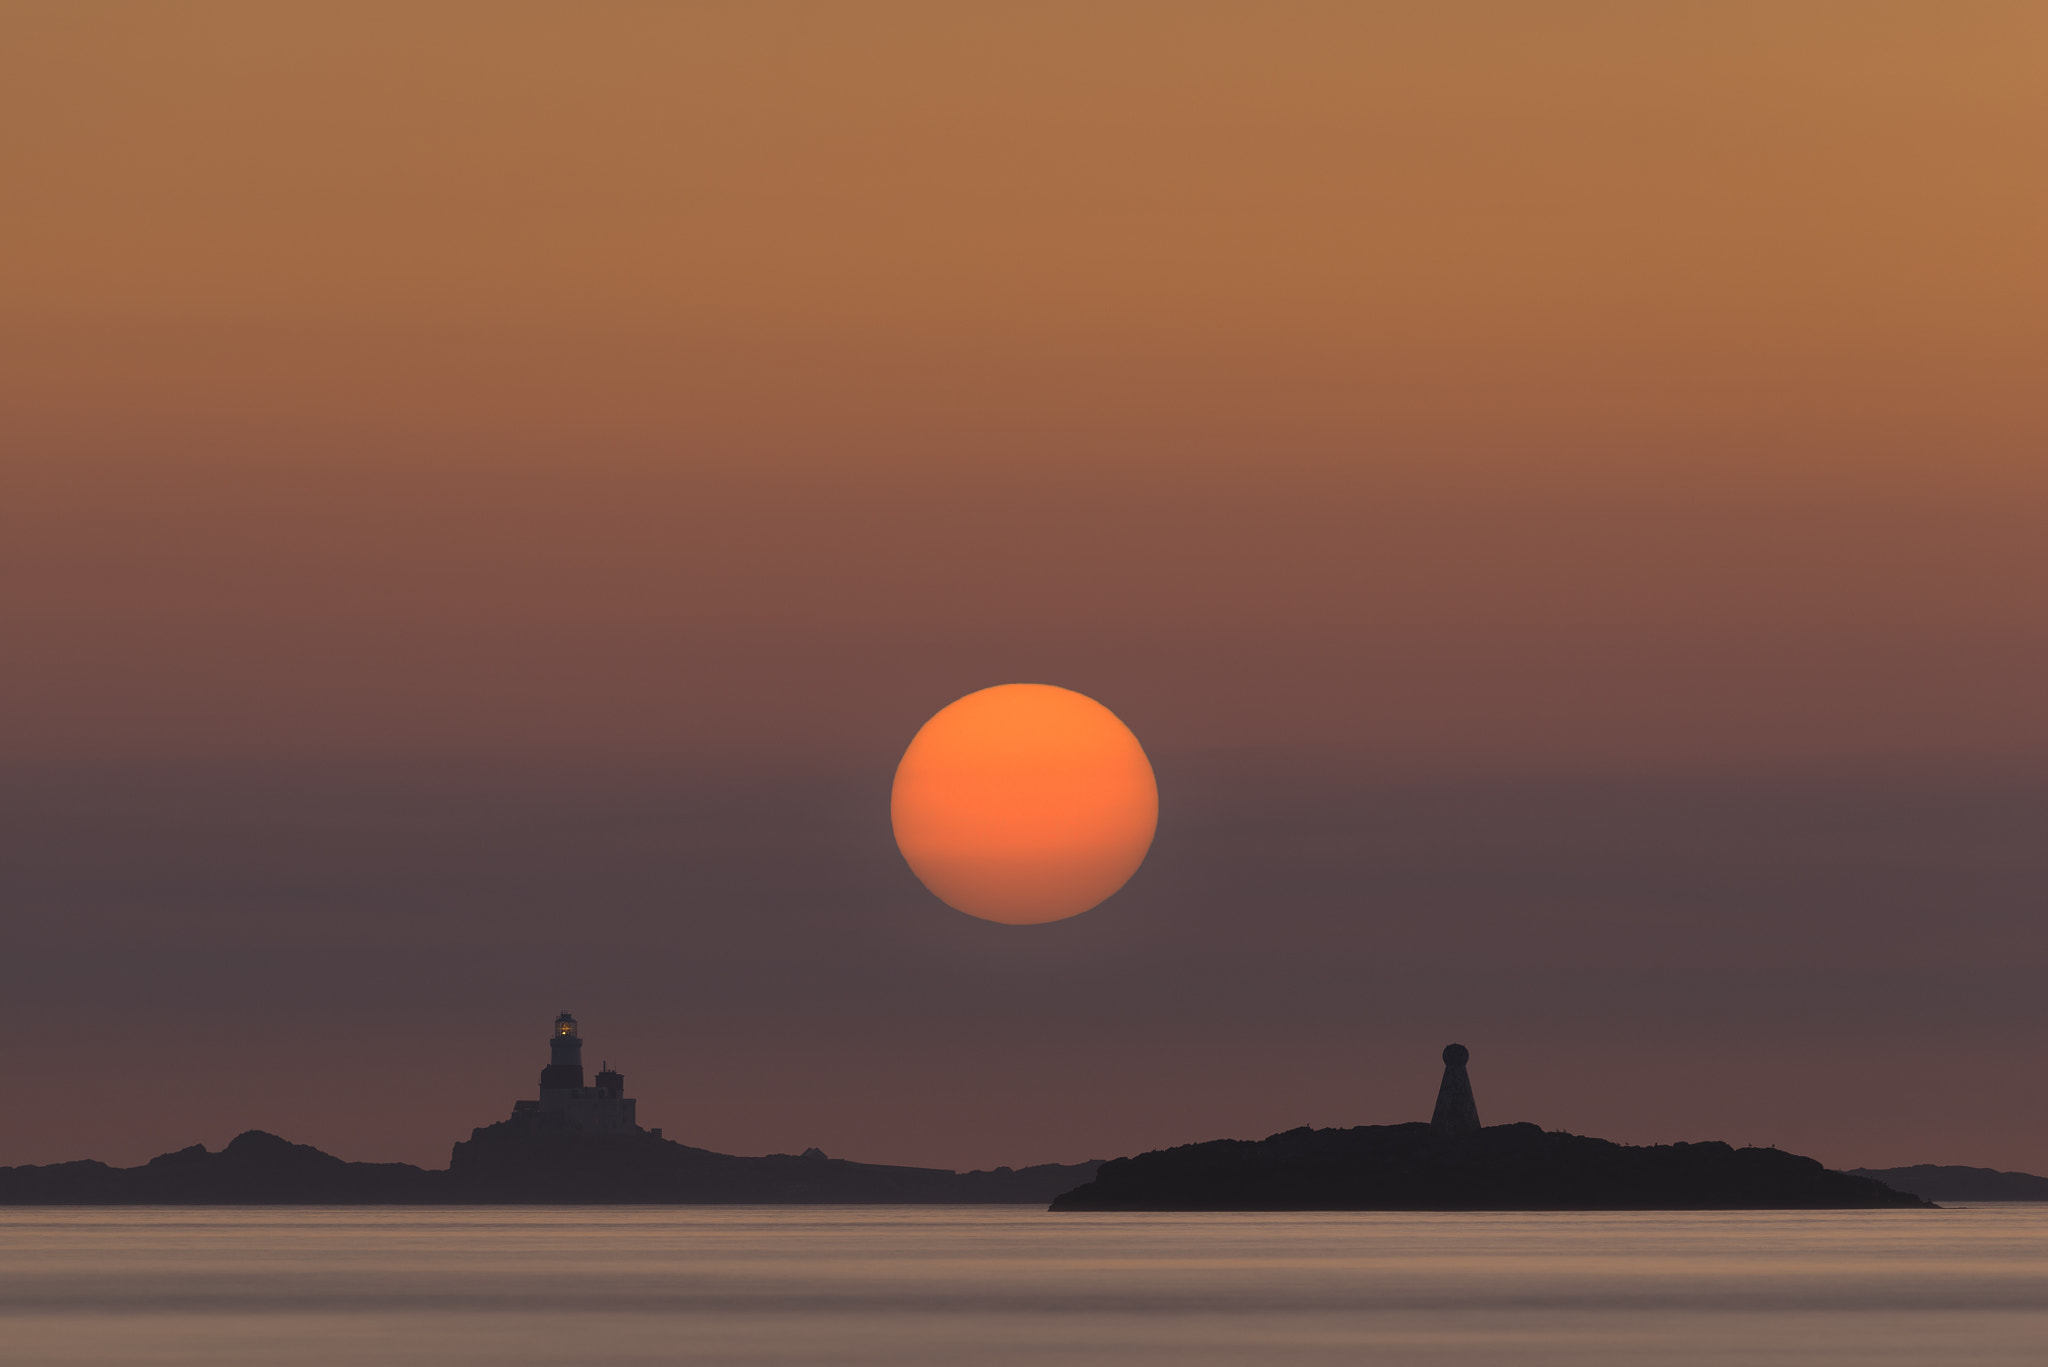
<box><xmin>2</xmin><ymin>1205</ymin><xmax>2044</xmax><ymax>1365</ymax></box>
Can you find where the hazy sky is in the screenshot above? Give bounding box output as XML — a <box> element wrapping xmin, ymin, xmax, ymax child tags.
<box><xmin>4</xmin><ymin>3</ymin><xmax>2045</xmax><ymax>1173</ymax></box>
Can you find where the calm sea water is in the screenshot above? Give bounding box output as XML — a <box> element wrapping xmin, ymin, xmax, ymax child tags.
<box><xmin>2</xmin><ymin>1205</ymin><xmax>2044</xmax><ymax>1366</ymax></box>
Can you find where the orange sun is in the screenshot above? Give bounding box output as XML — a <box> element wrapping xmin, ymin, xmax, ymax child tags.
<box><xmin>890</xmin><ymin>684</ymin><xmax>1158</xmax><ymax>925</ymax></box>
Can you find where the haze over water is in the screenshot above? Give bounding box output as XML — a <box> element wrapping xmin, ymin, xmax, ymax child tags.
<box><xmin>5</xmin><ymin>1207</ymin><xmax>2044</xmax><ymax>1366</ymax></box>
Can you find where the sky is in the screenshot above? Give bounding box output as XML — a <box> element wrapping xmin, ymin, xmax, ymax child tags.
<box><xmin>3</xmin><ymin>3</ymin><xmax>2046</xmax><ymax>1174</ymax></box>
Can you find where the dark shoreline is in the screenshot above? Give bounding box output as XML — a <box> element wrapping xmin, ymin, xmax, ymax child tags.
<box><xmin>9</xmin><ymin>1125</ymin><xmax>2011</xmax><ymax>1211</ymax></box>
<box><xmin>1051</xmin><ymin>1122</ymin><xmax>1933</xmax><ymax>1211</ymax></box>
<box><xmin>0</xmin><ymin>1129</ymin><xmax>1100</xmax><ymax>1206</ymax></box>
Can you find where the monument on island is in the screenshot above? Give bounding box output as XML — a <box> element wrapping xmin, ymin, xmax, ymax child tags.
<box><xmin>1049</xmin><ymin>1041</ymin><xmax>1930</xmax><ymax>1211</ymax></box>
<box><xmin>498</xmin><ymin>1012</ymin><xmax>657</xmax><ymax>1139</ymax></box>
<box><xmin>1430</xmin><ymin>1042</ymin><xmax>1480</xmax><ymax>1134</ymax></box>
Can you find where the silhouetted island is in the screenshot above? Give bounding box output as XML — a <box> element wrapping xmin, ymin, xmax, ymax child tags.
<box><xmin>1051</xmin><ymin>1044</ymin><xmax>1930</xmax><ymax>1212</ymax></box>
<box><xmin>0</xmin><ymin>1027</ymin><xmax>1964</xmax><ymax>1210</ymax></box>
<box><xmin>0</xmin><ymin>1129</ymin><xmax>1095</xmax><ymax>1205</ymax></box>
<box><xmin>0</xmin><ymin>1014</ymin><xmax>1096</xmax><ymax>1206</ymax></box>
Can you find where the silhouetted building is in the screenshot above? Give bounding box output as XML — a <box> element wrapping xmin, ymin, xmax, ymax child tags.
<box><xmin>1431</xmin><ymin>1042</ymin><xmax>1480</xmax><ymax>1133</ymax></box>
<box><xmin>503</xmin><ymin>1013</ymin><xmax>647</xmax><ymax>1137</ymax></box>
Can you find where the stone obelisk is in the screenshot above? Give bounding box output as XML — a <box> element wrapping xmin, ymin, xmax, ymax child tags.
<box><xmin>1430</xmin><ymin>1042</ymin><xmax>1480</xmax><ymax>1134</ymax></box>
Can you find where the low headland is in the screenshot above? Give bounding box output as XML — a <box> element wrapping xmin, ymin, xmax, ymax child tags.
<box><xmin>1845</xmin><ymin>1165</ymin><xmax>2048</xmax><ymax>1204</ymax></box>
<box><xmin>0</xmin><ymin>1128</ymin><xmax>1095</xmax><ymax>1206</ymax></box>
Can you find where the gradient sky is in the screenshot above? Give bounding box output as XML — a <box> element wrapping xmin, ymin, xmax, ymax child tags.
<box><xmin>4</xmin><ymin>3</ymin><xmax>2046</xmax><ymax>1174</ymax></box>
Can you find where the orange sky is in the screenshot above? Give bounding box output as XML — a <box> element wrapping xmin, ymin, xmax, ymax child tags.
<box><xmin>3</xmin><ymin>4</ymin><xmax>2046</xmax><ymax>1174</ymax></box>
<box><xmin>5</xmin><ymin>3</ymin><xmax>2042</xmax><ymax>452</ymax></box>
<box><xmin>6</xmin><ymin>3</ymin><xmax>2045</xmax><ymax>772</ymax></box>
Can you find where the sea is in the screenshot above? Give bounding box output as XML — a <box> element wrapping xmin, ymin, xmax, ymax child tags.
<box><xmin>2</xmin><ymin>1205</ymin><xmax>2044</xmax><ymax>1366</ymax></box>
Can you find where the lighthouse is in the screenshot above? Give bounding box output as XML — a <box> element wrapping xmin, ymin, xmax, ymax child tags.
<box><xmin>500</xmin><ymin>1012</ymin><xmax>647</xmax><ymax>1137</ymax></box>
<box><xmin>539</xmin><ymin>1012</ymin><xmax>586</xmax><ymax>1099</ymax></box>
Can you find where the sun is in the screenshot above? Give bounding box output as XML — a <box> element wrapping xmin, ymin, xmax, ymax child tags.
<box><xmin>890</xmin><ymin>684</ymin><xmax>1158</xmax><ymax>925</ymax></box>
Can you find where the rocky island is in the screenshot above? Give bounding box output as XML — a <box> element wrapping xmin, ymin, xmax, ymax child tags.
<box><xmin>1051</xmin><ymin>1045</ymin><xmax>1930</xmax><ymax>1212</ymax></box>
<box><xmin>0</xmin><ymin>1014</ymin><xmax>1096</xmax><ymax>1206</ymax></box>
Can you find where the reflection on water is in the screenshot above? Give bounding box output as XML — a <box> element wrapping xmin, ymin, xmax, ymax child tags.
<box><xmin>2</xmin><ymin>1205</ymin><xmax>2045</xmax><ymax>1365</ymax></box>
